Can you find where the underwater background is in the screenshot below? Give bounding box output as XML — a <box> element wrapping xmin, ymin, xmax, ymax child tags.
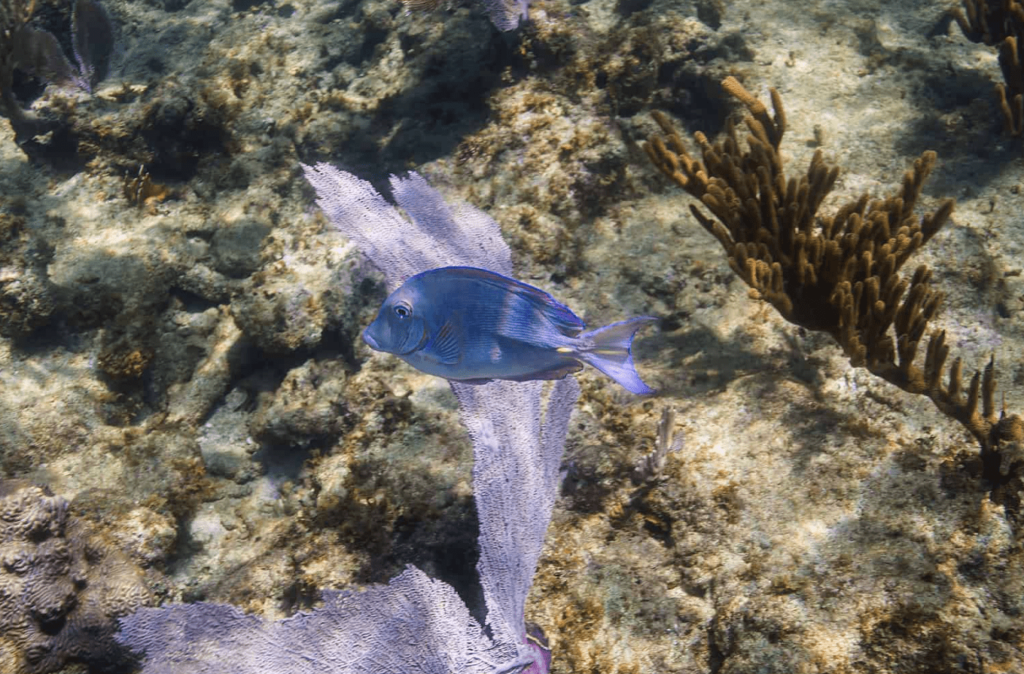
<box><xmin>1</xmin><ymin>0</ymin><xmax>1024</xmax><ymax>671</ymax></box>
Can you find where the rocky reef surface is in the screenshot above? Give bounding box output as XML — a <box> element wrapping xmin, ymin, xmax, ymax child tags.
<box><xmin>1</xmin><ymin>0</ymin><xmax>1023</xmax><ymax>672</ymax></box>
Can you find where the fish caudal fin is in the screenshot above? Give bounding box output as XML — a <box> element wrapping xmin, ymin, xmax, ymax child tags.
<box><xmin>574</xmin><ymin>317</ymin><xmax>657</xmax><ymax>395</ymax></box>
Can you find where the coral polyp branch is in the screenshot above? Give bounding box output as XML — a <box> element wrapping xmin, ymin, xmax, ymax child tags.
<box><xmin>953</xmin><ymin>0</ymin><xmax>1024</xmax><ymax>135</ymax></box>
<box><xmin>644</xmin><ymin>77</ymin><xmax>1023</xmax><ymax>488</ymax></box>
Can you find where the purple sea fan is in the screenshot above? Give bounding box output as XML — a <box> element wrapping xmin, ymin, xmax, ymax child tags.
<box><xmin>300</xmin><ymin>165</ymin><xmax>513</xmax><ymax>288</ymax></box>
<box><xmin>304</xmin><ymin>163</ymin><xmax>579</xmax><ymax>670</ymax></box>
<box><xmin>456</xmin><ymin>377</ymin><xmax>578</xmax><ymax>673</ymax></box>
<box><xmin>71</xmin><ymin>0</ymin><xmax>117</xmax><ymax>91</ymax></box>
<box><xmin>302</xmin><ymin>161</ymin><xmax>579</xmax><ymax>669</ymax></box>
<box><xmin>118</xmin><ymin>377</ymin><xmax>579</xmax><ymax>674</ymax></box>
<box><xmin>119</xmin><ymin>567</ymin><xmax>504</xmax><ymax>674</ymax></box>
<box><xmin>483</xmin><ymin>0</ymin><xmax>530</xmax><ymax>31</ymax></box>
<box><xmin>118</xmin><ymin>167</ymin><xmax>581</xmax><ymax>673</ymax></box>
<box><xmin>11</xmin><ymin>0</ymin><xmax>116</xmax><ymax>93</ymax></box>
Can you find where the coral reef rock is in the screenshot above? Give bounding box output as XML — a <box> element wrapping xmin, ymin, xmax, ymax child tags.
<box><xmin>0</xmin><ymin>214</ymin><xmax>56</xmax><ymax>340</ymax></box>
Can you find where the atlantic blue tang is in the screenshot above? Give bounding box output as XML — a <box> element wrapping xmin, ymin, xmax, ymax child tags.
<box><xmin>362</xmin><ymin>266</ymin><xmax>656</xmax><ymax>394</ymax></box>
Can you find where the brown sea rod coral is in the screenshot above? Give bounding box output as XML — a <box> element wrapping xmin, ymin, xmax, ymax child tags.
<box><xmin>644</xmin><ymin>77</ymin><xmax>1024</xmax><ymax>497</ymax></box>
<box><xmin>953</xmin><ymin>0</ymin><xmax>1024</xmax><ymax>135</ymax></box>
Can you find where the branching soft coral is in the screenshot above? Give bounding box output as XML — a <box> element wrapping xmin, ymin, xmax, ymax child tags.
<box><xmin>953</xmin><ymin>0</ymin><xmax>1024</xmax><ymax>135</ymax></box>
<box><xmin>644</xmin><ymin>77</ymin><xmax>1023</xmax><ymax>497</ymax></box>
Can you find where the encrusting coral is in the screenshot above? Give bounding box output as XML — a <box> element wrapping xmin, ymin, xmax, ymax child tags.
<box><xmin>644</xmin><ymin>76</ymin><xmax>1024</xmax><ymax>502</ymax></box>
<box><xmin>0</xmin><ymin>480</ymin><xmax>151</xmax><ymax>674</ymax></box>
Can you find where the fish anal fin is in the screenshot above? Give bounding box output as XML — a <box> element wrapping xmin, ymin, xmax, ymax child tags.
<box><xmin>458</xmin><ymin>378</ymin><xmax>493</xmax><ymax>385</ymax></box>
<box><xmin>504</xmin><ymin>362</ymin><xmax>583</xmax><ymax>382</ymax></box>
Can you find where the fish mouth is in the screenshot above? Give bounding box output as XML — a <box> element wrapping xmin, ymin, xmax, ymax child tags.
<box><xmin>362</xmin><ymin>324</ymin><xmax>426</xmax><ymax>355</ymax></box>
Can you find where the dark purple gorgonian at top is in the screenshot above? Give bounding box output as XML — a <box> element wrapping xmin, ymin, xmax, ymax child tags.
<box><xmin>117</xmin><ymin>167</ymin><xmax>581</xmax><ymax>673</ymax></box>
<box><xmin>12</xmin><ymin>0</ymin><xmax>116</xmax><ymax>93</ymax></box>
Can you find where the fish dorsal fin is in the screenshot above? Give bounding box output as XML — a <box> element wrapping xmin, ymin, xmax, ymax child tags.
<box><xmin>441</xmin><ymin>267</ymin><xmax>585</xmax><ymax>337</ymax></box>
<box><xmin>427</xmin><ymin>317</ymin><xmax>462</xmax><ymax>365</ymax></box>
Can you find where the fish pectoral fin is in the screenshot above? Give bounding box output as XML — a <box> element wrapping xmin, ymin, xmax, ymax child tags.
<box><xmin>427</xmin><ymin>319</ymin><xmax>462</xmax><ymax>365</ymax></box>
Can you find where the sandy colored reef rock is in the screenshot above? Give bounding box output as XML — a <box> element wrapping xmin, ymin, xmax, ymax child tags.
<box><xmin>1</xmin><ymin>0</ymin><xmax>1023</xmax><ymax>672</ymax></box>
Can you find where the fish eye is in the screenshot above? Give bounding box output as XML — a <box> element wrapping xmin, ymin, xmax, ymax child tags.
<box><xmin>394</xmin><ymin>303</ymin><xmax>411</xmax><ymax>319</ymax></box>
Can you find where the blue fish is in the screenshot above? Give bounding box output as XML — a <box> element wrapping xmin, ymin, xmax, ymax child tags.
<box><xmin>362</xmin><ymin>266</ymin><xmax>655</xmax><ymax>394</ymax></box>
